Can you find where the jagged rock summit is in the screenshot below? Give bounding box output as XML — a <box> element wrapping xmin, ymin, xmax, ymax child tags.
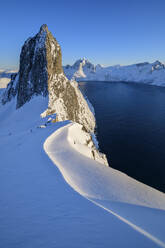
<box><xmin>2</xmin><ymin>24</ymin><xmax>95</xmax><ymax>132</ymax></box>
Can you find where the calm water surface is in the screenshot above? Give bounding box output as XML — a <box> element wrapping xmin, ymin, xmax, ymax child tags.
<box><xmin>79</xmin><ymin>81</ymin><xmax>165</xmax><ymax>193</ymax></box>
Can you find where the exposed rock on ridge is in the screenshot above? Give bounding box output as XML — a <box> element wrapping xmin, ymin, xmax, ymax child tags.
<box><xmin>1</xmin><ymin>24</ymin><xmax>95</xmax><ymax>132</ymax></box>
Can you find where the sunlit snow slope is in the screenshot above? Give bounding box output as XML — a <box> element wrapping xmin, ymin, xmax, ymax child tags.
<box><xmin>44</xmin><ymin>123</ymin><xmax>165</xmax><ymax>248</ymax></box>
<box><xmin>0</xmin><ymin>97</ymin><xmax>165</xmax><ymax>248</ymax></box>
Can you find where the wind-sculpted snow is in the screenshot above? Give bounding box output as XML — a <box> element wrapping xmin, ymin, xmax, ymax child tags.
<box><xmin>64</xmin><ymin>59</ymin><xmax>165</xmax><ymax>86</ymax></box>
<box><xmin>44</xmin><ymin>123</ymin><xmax>165</xmax><ymax>248</ymax></box>
<box><xmin>68</xmin><ymin>123</ymin><xmax>108</xmax><ymax>166</ymax></box>
<box><xmin>1</xmin><ymin>97</ymin><xmax>164</xmax><ymax>248</ymax></box>
<box><xmin>1</xmin><ymin>24</ymin><xmax>165</xmax><ymax>247</ymax></box>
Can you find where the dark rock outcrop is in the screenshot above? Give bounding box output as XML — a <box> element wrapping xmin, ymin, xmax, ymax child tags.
<box><xmin>17</xmin><ymin>24</ymin><xmax>64</xmax><ymax>108</ymax></box>
<box><xmin>2</xmin><ymin>24</ymin><xmax>95</xmax><ymax>132</ymax></box>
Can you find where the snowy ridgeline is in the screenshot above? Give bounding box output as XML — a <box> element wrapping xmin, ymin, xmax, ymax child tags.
<box><xmin>44</xmin><ymin>121</ymin><xmax>165</xmax><ymax>248</ymax></box>
<box><xmin>68</xmin><ymin>123</ymin><xmax>108</xmax><ymax>166</ymax></box>
<box><xmin>1</xmin><ymin>24</ymin><xmax>165</xmax><ymax>247</ymax></box>
<box><xmin>0</xmin><ymin>24</ymin><xmax>108</xmax><ymax>169</ymax></box>
<box><xmin>1</xmin><ymin>96</ymin><xmax>165</xmax><ymax>247</ymax></box>
<box><xmin>63</xmin><ymin>58</ymin><xmax>165</xmax><ymax>86</ymax></box>
<box><xmin>0</xmin><ymin>25</ymin><xmax>96</xmax><ymax>134</ymax></box>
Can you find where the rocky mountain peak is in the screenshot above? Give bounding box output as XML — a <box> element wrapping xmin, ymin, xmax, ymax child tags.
<box><xmin>152</xmin><ymin>60</ymin><xmax>165</xmax><ymax>70</ymax></box>
<box><xmin>39</xmin><ymin>24</ymin><xmax>49</xmax><ymax>33</ymax></box>
<box><xmin>2</xmin><ymin>25</ymin><xmax>95</xmax><ymax>132</ymax></box>
<box><xmin>71</xmin><ymin>58</ymin><xmax>95</xmax><ymax>73</ymax></box>
<box><xmin>2</xmin><ymin>24</ymin><xmax>63</xmax><ymax>108</ymax></box>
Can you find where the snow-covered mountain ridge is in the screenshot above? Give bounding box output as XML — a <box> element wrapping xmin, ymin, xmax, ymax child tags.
<box><xmin>0</xmin><ymin>24</ymin><xmax>107</xmax><ymax>165</ymax></box>
<box><xmin>63</xmin><ymin>59</ymin><xmax>165</xmax><ymax>86</ymax></box>
<box><xmin>1</xmin><ymin>92</ymin><xmax>165</xmax><ymax>248</ymax></box>
<box><xmin>1</xmin><ymin>25</ymin><xmax>96</xmax><ymax>132</ymax></box>
<box><xmin>1</xmin><ymin>25</ymin><xmax>165</xmax><ymax>247</ymax></box>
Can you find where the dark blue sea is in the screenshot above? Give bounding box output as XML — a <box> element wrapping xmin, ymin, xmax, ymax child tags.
<box><xmin>79</xmin><ymin>81</ymin><xmax>165</xmax><ymax>193</ymax></box>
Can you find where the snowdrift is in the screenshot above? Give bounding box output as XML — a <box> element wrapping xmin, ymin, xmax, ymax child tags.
<box><xmin>44</xmin><ymin>123</ymin><xmax>165</xmax><ymax>248</ymax></box>
<box><xmin>1</xmin><ymin>96</ymin><xmax>165</xmax><ymax>247</ymax></box>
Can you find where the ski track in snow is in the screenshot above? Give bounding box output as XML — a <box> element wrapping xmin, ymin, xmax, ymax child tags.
<box><xmin>44</xmin><ymin>123</ymin><xmax>165</xmax><ymax>248</ymax></box>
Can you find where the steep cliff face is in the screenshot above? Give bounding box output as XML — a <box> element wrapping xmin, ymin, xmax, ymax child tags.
<box><xmin>1</xmin><ymin>25</ymin><xmax>95</xmax><ymax>132</ymax></box>
<box><xmin>16</xmin><ymin>24</ymin><xmax>64</xmax><ymax>108</ymax></box>
<box><xmin>16</xmin><ymin>25</ymin><xmax>48</xmax><ymax>108</ymax></box>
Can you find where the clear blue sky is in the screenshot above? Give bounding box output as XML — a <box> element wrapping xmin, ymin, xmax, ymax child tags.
<box><xmin>1</xmin><ymin>0</ymin><xmax>165</xmax><ymax>69</ymax></box>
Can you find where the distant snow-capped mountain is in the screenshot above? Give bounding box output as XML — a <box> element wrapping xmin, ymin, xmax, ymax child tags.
<box><xmin>63</xmin><ymin>59</ymin><xmax>165</xmax><ymax>86</ymax></box>
<box><xmin>63</xmin><ymin>58</ymin><xmax>95</xmax><ymax>80</ymax></box>
<box><xmin>2</xmin><ymin>59</ymin><xmax>165</xmax><ymax>90</ymax></box>
<box><xmin>0</xmin><ymin>70</ymin><xmax>17</xmax><ymax>88</ymax></box>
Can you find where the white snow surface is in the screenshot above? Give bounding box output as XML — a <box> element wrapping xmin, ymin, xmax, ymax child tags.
<box><xmin>44</xmin><ymin>123</ymin><xmax>165</xmax><ymax>247</ymax></box>
<box><xmin>45</xmin><ymin>123</ymin><xmax>165</xmax><ymax>208</ymax></box>
<box><xmin>1</xmin><ymin>95</ymin><xmax>165</xmax><ymax>247</ymax></box>
<box><xmin>63</xmin><ymin>59</ymin><xmax>165</xmax><ymax>86</ymax></box>
<box><xmin>67</xmin><ymin>123</ymin><xmax>108</xmax><ymax>166</ymax></box>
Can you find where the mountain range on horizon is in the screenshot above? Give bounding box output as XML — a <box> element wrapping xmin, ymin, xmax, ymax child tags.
<box><xmin>1</xmin><ymin>58</ymin><xmax>165</xmax><ymax>88</ymax></box>
<box><xmin>63</xmin><ymin>58</ymin><xmax>165</xmax><ymax>86</ymax></box>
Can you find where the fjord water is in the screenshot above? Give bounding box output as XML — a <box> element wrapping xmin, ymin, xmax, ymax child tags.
<box><xmin>79</xmin><ymin>81</ymin><xmax>165</xmax><ymax>193</ymax></box>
